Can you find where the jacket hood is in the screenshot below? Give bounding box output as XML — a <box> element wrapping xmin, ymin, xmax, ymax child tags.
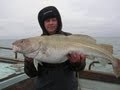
<box><xmin>38</xmin><ymin>6</ymin><xmax>62</xmax><ymax>35</ymax></box>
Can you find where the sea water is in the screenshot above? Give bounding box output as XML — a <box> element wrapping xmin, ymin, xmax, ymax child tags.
<box><xmin>0</xmin><ymin>39</ymin><xmax>23</xmax><ymax>59</ymax></box>
<box><xmin>95</xmin><ymin>37</ymin><xmax>120</xmax><ymax>58</ymax></box>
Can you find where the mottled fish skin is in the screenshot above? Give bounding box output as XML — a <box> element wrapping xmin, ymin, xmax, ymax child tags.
<box><xmin>12</xmin><ymin>34</ymin><xmax>120</xmax><ymax>77</ymax></box>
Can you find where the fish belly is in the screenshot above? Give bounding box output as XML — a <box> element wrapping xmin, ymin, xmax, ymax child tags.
<box><xmin>34</xmin><ymin>47</ymin><xmax>68</xmax><ymax>63</ymax></box>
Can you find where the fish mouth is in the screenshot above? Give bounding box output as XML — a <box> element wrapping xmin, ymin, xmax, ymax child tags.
<box><xmin>12</xmin><ymin>45</ymin><xmax>21</xmax><ymax>52</ymax></box>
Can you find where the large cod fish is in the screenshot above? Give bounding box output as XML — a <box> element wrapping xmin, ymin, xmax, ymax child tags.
<box><xmin>12</xmin><ymin>34</ymin><xmax>120</xmax><ymax>77</ymax></box>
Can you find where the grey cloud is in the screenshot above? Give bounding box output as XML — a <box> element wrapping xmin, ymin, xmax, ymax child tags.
<box><xmin>0</xmin><ymin>0</ymin><xmax>120</xmax><ymax>39</ymax></box>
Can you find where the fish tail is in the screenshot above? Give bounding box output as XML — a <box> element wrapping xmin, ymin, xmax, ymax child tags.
<box><xmin>112</xmin><ymin>58</ymin><xmax>120</xmax><ymax>78</ymax></box>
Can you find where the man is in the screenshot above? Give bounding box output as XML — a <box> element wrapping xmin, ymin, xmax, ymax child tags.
<box><xmin>24</xmin><ymin>6</ymin><xmax>86</xmax><ymax>90</ymax></box>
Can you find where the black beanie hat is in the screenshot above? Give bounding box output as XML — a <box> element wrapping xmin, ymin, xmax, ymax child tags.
<box><xmin>38</xmin><ymin>6</ymin><xmax>62</xmax><ymax>35</ymax></box>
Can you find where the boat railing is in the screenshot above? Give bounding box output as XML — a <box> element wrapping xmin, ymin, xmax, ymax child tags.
<box><xmin>88</xmin><ymin>61</ymin><xmax>112</xmax><ymax>70</ymax></box>
<box><xmin>79</xmin><ymin>61</ymin><xmax>120</xmax><ymax>84</ymax></box>
<box><xmin>0</xmin><ymin>46</ymin><xmax>24</xmax><ymax>63</ymax></box>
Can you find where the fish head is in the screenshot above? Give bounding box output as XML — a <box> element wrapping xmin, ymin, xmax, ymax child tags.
<box><xmin>12</xmin><ymin>38</ymin><xmax>40</xmax><ymax>54</ymax></box>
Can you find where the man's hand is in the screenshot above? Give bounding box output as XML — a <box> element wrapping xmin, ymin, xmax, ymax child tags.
<box><xmin>67</xmin><ymin>52</ymin><xmax>86</xmax><ymax>63</ymax></box>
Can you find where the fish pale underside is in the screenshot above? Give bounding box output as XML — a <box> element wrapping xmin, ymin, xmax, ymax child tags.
<box><xmin>12</xmin><ymin>34</ymin><xmax>120</xmax><ymax>77</ymax></box>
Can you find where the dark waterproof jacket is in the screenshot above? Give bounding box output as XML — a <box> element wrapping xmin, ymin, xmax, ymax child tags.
<box><xmin>24</xmin><ymin>6</ymin><xmax>86</xmax><ymax>90</ymax></box>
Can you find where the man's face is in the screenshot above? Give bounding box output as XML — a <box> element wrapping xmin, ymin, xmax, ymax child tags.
<box><xmin>44</xmin><ymin>17</ymin><xmax>58</xmax><ymax>34</ymax></box>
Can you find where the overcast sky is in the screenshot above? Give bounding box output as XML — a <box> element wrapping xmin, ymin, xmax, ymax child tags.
<box><xmin>0</xmin><ymin>0</ymin><xmax>120</xmax><ymax>39</ymax></box>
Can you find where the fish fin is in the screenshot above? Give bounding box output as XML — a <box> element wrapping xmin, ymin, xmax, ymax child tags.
<box><xmin>33</xmin><ymin>59</ymin><xmax>39</xmax><ymax>71</ymax></box>
<box><xmin>39</xmin><ymin>62</ymin><xmax>43</xmax><ymax>66</ymax></box>
<box><xmin>33</xmin><ymin>59</ymin><xmax>43</xmax><ymax>71</ymax></box>
<box><xmin>70</xmin><ymin>34</ymin><xmax>96</xmax><ymax>44</ymax></box>
<box><xmin>98</xmin><ymin>44</ymin><xmax>113</xmax><ymax>55</ymax></box>
<box><xmin>111</xmin><ymin>58</ymin><xmax>120</xmax><ymax>77</ymax></box>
